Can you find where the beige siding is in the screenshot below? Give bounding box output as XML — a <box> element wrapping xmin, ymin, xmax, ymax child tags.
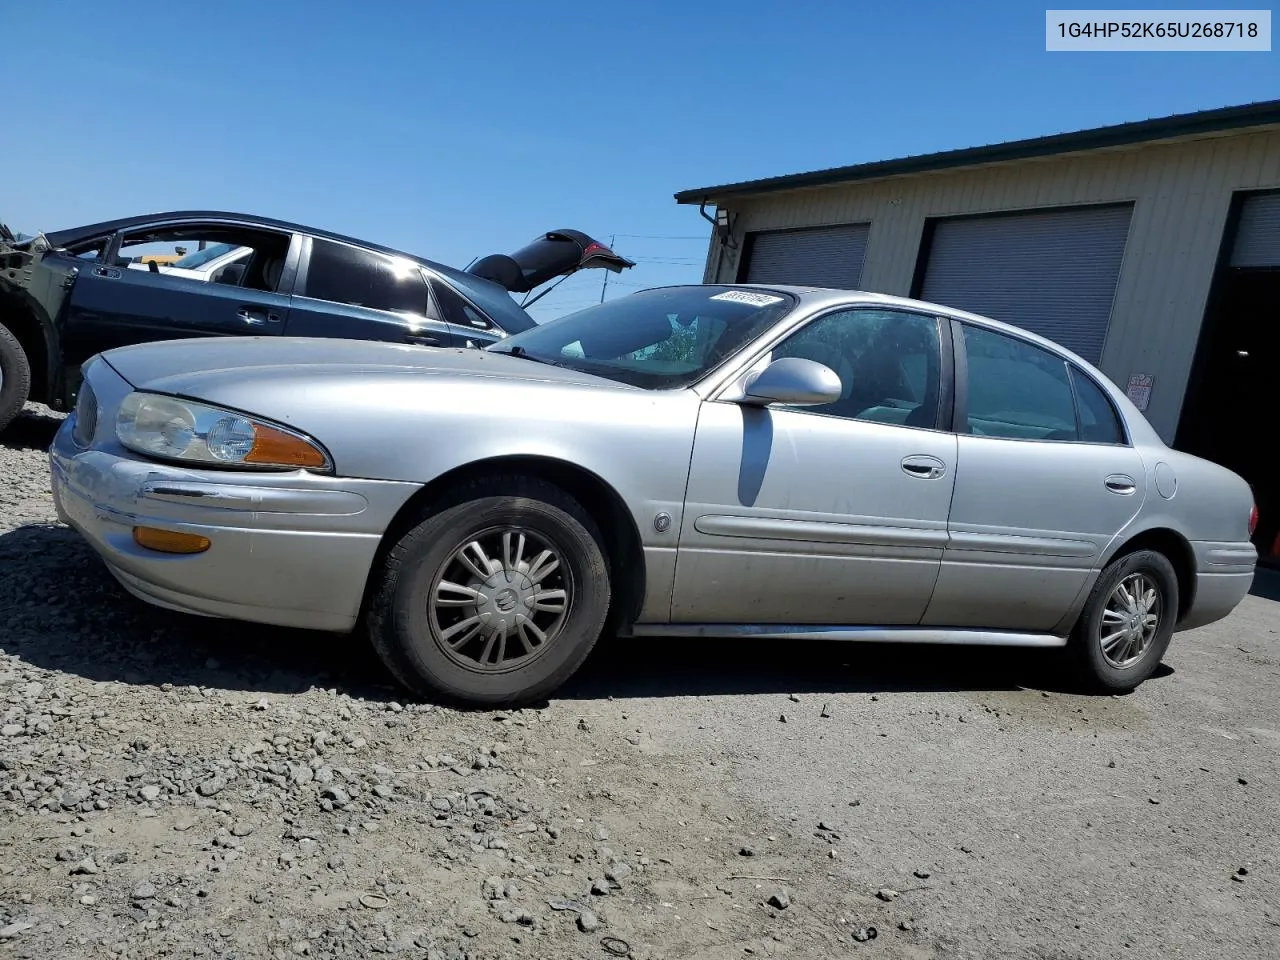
<box><xmin>705</xmin><ymin>129</ymin><xmax>1280</xmax><ymax>440</ymax></box>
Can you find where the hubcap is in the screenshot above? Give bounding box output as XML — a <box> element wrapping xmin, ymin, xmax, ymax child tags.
<box><xmin>428</xmin><ymin>527</ymin><xmax>571</xmax><ymax>673</ymax></box>
<box><xmin>1099</xmin><ymin>573</ymin><xmax>1161</xmax><ymax>669</ymax></box>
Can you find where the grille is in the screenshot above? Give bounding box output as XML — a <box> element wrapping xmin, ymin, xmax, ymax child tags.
<box><xmin>72</xmin><ymin>382</ymin><xmax>98</xmax><ymax>446</ymax></box>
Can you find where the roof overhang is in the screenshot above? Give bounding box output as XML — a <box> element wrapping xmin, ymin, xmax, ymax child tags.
<box><xmin>675</xmin><ymin>98</ymin><xmax>1280</xmax><ymax>206</ymax></box>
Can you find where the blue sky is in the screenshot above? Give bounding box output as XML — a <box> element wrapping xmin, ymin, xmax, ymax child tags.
<box><xmin>3</xmin><ymin>1</ymin><xmax>1276</xmax><ymax>319</ymax></box>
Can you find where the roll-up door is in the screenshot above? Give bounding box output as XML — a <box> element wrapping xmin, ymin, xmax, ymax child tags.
<box><xmin>742</xmin><ymin>223</ymin><xmax>870</xmax><ymax>288</ymax></box>
<box><xmin>918</xmin><ymin>204</ymin><xmax>1133</xmax><ymax>364</ymax></box>
<box><xmin>1230</xmin><ymin>191</ymin><xmax>1280</xmax><ymax>267</ymax></box>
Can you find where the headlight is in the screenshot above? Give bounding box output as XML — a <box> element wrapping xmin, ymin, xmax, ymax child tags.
<box><xmin>115</xmin><ymin>393</ymin><xmax>331</xmax><ymax>471</ymax></box>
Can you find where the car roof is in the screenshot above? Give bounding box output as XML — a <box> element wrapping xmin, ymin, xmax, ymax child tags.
<box><xmin>40</xmin><ymin>209</ymin><xmax>539</xmax><ymax>331</ymax></box>
<box><xmin>42</xmin><ymin>209</ymin><xmax>453</xmax><ymax>273</ymax></box>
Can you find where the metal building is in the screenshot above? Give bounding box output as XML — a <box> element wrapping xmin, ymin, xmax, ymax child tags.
<box><xmin>675</xmin><ymin>99</ymin><xmax>1280</xmax><ymax>556</ymax></box>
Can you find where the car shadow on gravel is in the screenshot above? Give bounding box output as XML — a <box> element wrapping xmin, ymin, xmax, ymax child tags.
<box><xmin>0</xmin><ymin>522</ymin><xmax>405</xmax><ymax>704</ymax></box>
<box><xmin>0</xmin><ymin>520</ymin><xmax>1164</xmax><ymax>706</ymax></box>
<box><xmin>558</xmin><ymin>633</ymin><xmax>1130</xmax><ymax>700</ymax></box>
<box><xmin>0</xmin><ymin>407</ymin><xmax>63</xmax><ymax>452</ymax></box>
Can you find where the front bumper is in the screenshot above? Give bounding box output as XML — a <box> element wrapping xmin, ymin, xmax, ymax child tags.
<box><xmin>50</xmin><ymin>408</ymin><xmax>421</xmax><ymax>633</ymax></box>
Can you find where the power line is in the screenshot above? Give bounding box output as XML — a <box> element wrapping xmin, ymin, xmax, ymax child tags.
<box><xmin>610</xmin><ymin>233</ymin><xmax>707</xmax><ymax>241</ymax></box>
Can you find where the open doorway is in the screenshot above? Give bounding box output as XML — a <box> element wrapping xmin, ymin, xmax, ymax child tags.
<box><xmin>1178</xmin><ymin>265</ymin><xmax>1280</xmax><ymax>559</ymax></box>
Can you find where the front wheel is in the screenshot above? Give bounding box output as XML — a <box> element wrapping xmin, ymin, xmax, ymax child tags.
<box><xmin>0</xmin><ymin>324</ymin><xmax>32</xmax><ymax>434</ymax></box>
<box><xmin>1069</xmin><ymin>549</ymin><xmax>1178</xmax><ymax>693</ymax></box>
<box><xmin>366</xmin><ymin>475</ymin><xmax>612</xmax><ymax>706</ymax></box>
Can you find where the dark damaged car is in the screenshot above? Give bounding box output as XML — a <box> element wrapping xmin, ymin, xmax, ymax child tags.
<box><xmin>0</xmin><ymin>214</ymin><xmax>632</xmax><ymax>433</ymax></box>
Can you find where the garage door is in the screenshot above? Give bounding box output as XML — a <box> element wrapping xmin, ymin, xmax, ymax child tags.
<box><xmin>919</xmin><ymin>204</ymin><xmax>1133</xmax><ymax>365</ymax></box>
<box><xmin>742</xmin><ymin>223</ymin><xmax>870</xmax><ymax>288</ymax></box>
<box><xmin>1230</xmin><ymin>191</ymin><xmax>1280</xmax><ymax>267</ymax></box>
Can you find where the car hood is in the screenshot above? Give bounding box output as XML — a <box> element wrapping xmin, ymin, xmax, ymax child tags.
<box><xmin>100</xmin><ymin>336</ymin><xmax>632</xmax><ymax>396</ymax></box>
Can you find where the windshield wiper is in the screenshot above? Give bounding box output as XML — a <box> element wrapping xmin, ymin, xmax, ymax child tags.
<box><xmin>495</xmin><ymin>345</ymin><xmax>563</xmax><ymax>368</ymax></box>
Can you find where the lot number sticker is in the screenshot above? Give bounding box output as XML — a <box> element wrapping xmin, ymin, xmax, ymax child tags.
<box><xmin>710</xmin><ymin>290</ymin><xmax>785</xmax><ymax>307</ymax></box>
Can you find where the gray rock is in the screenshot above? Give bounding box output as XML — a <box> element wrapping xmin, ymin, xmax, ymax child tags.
<box><xmin>231</xmin><ymin>822</ymin><xmax>255</xmax><ymax>837</ymax></box>
<box><xmin>132</xmin><ymin>882</ymin><xmax>157</xmax><ymax>901</ymax></box>
<box><xmin>0</xmin><ymin>724</ymin><xmax>23</xmax><ymax>738</ymax></box>
<box><xmin>876</xmin><ymin>888</ymin><xmax>899</xmax><ymax>902</ymax></box>
<box><xmin>767</xmin><ymin>890</ymin><xmax>791</xmax><ymax>910</ymax></box>
<box><xmin>0</xmin><ymin>921</ymin><xmax>35</xmax><ymax>938</ymax></box>
<box><xmin>605</xmin><ymin>862</ymin><xmax>632</xmax><ymax>884</ymax></box>
<box><xmin>577</xmin><ymin>909</ymin><xmax>601</xmax><ymax>933</ymax></box>
<box><xmin>320</xmin><ymin>786</ymin><xmax>350</xmax><ymax>808</ymax></box>
<box><xmin>482</xmin><ymin>877</ymin><xmax>506</xmax><ymax>900</ymax></box>
<box><xmin>591</xmin><ymin>878</ymin><xmax>610</xmax><ymax>896</ymax></box>
<box><xmin>70</xmin><ymin>857</ymin><xmax>99</xmax><ymax>875</ymax></box>
<box><xmin>139</xmin><ymin>785</ymin><xmax>162</xmax><ymax>802</ymax></box>
<box><xmin>60</xmin><ymin>785</ymin><xmax>91</xmax><ymax>809</ymax></box>
<box><xmin>197</xmin><ymin>777</ymin><xmax>227</xmax><ymax>797</ymax></box>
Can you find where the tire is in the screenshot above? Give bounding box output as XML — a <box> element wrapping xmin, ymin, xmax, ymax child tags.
<box><xmin>0</xmin><ymin>323</ymin><xmax>32</xmax><ymax>435</ymax></box>
<box><xmin>366</xmin><ymin>474</ymin><xmax>612</xmax><ymax>707</ymax></box>
<box><xmin>1069</xmin><ymin>548</ymin><xmax>1179</xmax><ymax>693</ymax></box>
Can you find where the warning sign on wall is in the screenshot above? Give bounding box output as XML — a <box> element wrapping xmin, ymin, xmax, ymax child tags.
<box><xmin>1126</xmin><ymin>374</ymin><xmax>1153</xmax><ymax>412</ymax></box>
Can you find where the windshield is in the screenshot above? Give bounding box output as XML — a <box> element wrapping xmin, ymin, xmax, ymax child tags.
<box><xmin>171</xmin><ymin>242</ymin><xmax>241</xmax><ymax>270</ymax></box>
<box><xmin>488</xmin><ymin>285</ymin><xmax>797</xmax><ymax>389</ymax></box>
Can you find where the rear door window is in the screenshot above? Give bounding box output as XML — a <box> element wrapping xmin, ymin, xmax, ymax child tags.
<box><xmin>303</xmin><ymin>239</ymin><xmax>429</xmax><ymax>315</ymax></box>
<box><xmin>960</xmin><ymin>324</ymin><xmax>1079</xmax><ymax>441</ymax></box>
<box><xmin>1070</xmin><ymin>365</ymin><xmax>1126</xmax><ymax>444</ymax></box>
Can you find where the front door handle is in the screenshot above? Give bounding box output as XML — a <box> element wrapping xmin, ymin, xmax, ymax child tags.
<box><xmin>237</xmin><ymin>307</ymin><xmax>279</xmax><ymax>325</ymax></box>
<box><xmin>405</xmin><ymin>334</ymin><xmax>441</xmax><ymax>347</ymax></box>
<box><xmin>901</xmin><ymin>455</ymin><xmax>947</xmax><ymax>480</ymax></box>
<box><xmin>1104</xmin><ymin>474</ymin><xmax>1137</xmax><ymax>495</ymax></box>
<box><xmin>93</xmin><ymin>267</ymin><xmax>122</xmax><ymax>280</ymax></box>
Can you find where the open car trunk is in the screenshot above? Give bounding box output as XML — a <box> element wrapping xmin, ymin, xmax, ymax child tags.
<box><xmin>466</xmin><ymin>229</ymin><xmax>635</xmax><ymax>294</ymax></box>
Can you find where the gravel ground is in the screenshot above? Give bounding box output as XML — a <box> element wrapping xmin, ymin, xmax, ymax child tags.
<box><xmin>2</xmin><ymin>404</ymin><xmax>1278</xmax><ymax>960</ymax></box>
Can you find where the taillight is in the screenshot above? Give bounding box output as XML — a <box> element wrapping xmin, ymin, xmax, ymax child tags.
<box><xmin>1249</xmin><ymin>504</ymin><xmax>1259</xmax><ymax>536</ymax></box>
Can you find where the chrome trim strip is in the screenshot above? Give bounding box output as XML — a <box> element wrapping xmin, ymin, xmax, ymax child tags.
<box><xmin>139</xmin><ymin>481</ymin><xmax>368</xmax><ymax>516</ymax></box>
<box><xmin>625</xmin><ymin>623</ymin><xmax>1067</xmax><ymax>647</ymax></box>
<box><xmin>946</xmin><ymin>531</ymin><xmax>1097</xmax><ymax>558</ymax></box>
<box><xmin>692</xmin><ymin>514</ymin><xmax>948</xmax><ymax>548</ymax></box>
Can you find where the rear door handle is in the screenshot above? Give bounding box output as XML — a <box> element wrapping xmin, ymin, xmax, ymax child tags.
<box><xmin>1105</xmin><ymin>474</ymin><xmax>1137</xmax><ymax>495</ymax></box>
<box><xmin>93</xmin><ymin>267</ymin><xmax>122</xmax><ymax>280</ymax></box>
<box><xmin>901</xmin><ymin>455</ymin><xmax>947</xmax><ymax>480</ymax></box>
<box><xmin>405</xmin><ymin>334</ymin><xmax>441</xmax><ymax>346</ymax></box>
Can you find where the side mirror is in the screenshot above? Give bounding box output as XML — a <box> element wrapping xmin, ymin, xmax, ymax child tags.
<box><xmin>740</xmin><ymin>357</ymin><xmax>842</xmax><ymax>406</ymax></box>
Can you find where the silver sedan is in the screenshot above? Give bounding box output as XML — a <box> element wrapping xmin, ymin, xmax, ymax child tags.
<box><xmin>49</xmin><ymin>284</ymin><xmax>1259</xmax><ymax>705</ymax></box>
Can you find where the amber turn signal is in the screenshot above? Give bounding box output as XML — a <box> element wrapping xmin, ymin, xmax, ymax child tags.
<box><xmin>132</xmin><ymin>526</ymin><xmax>212</xmax><ymax>554</ymax></box>
<box><xmin>244</xmin><ymin>423</ymin><xmax>330</xmax><ymax>468</ymax></box>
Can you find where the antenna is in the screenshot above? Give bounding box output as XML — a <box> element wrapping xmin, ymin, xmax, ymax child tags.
<box><xmin>598</xmin><ymin>234</ymin><xmax>615</xmax><ymax>304</ymax></box>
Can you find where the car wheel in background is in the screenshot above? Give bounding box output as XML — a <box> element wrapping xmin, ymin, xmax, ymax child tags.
<box><xmin>366</xmin><ymin>475</ymin><xmax>612</xmax><ymax>706</ymax></box>
<box><xmin>0</xmin><ymin>324</ymin><xmax>32</xmax><ymax>434</ymax></box>
<box><xmin>1068</xmin><ymin>548</ymin><xmax>1178</xmax><ymax>693</ymax></box>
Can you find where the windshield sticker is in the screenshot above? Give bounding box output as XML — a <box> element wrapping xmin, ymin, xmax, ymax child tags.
<box><xmin>709</xmin><ymin>290</ymin><xmax>785</xmax><ymax>307</ymax></box>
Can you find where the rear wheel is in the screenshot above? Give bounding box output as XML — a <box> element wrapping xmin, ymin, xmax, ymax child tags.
<box><xmin>366</xmin><ymin>475</ymin><xmax>612</xmax><ymax>706</ymax></box>
<box><xmin>0</xmin><ymin>324</ymin><xmax>32</xmax><ymax>434</ymax></box>
<box><xmin>1069</xmin><ymin>549</ymin><xmax>1178</xmax><ymax>692</ymax></box>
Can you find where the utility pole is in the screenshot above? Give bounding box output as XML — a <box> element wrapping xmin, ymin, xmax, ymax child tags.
<box><xmin>599</xmin><ymin>234</ymin><xmax>615</xmax><ymax>304</ymax></box>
